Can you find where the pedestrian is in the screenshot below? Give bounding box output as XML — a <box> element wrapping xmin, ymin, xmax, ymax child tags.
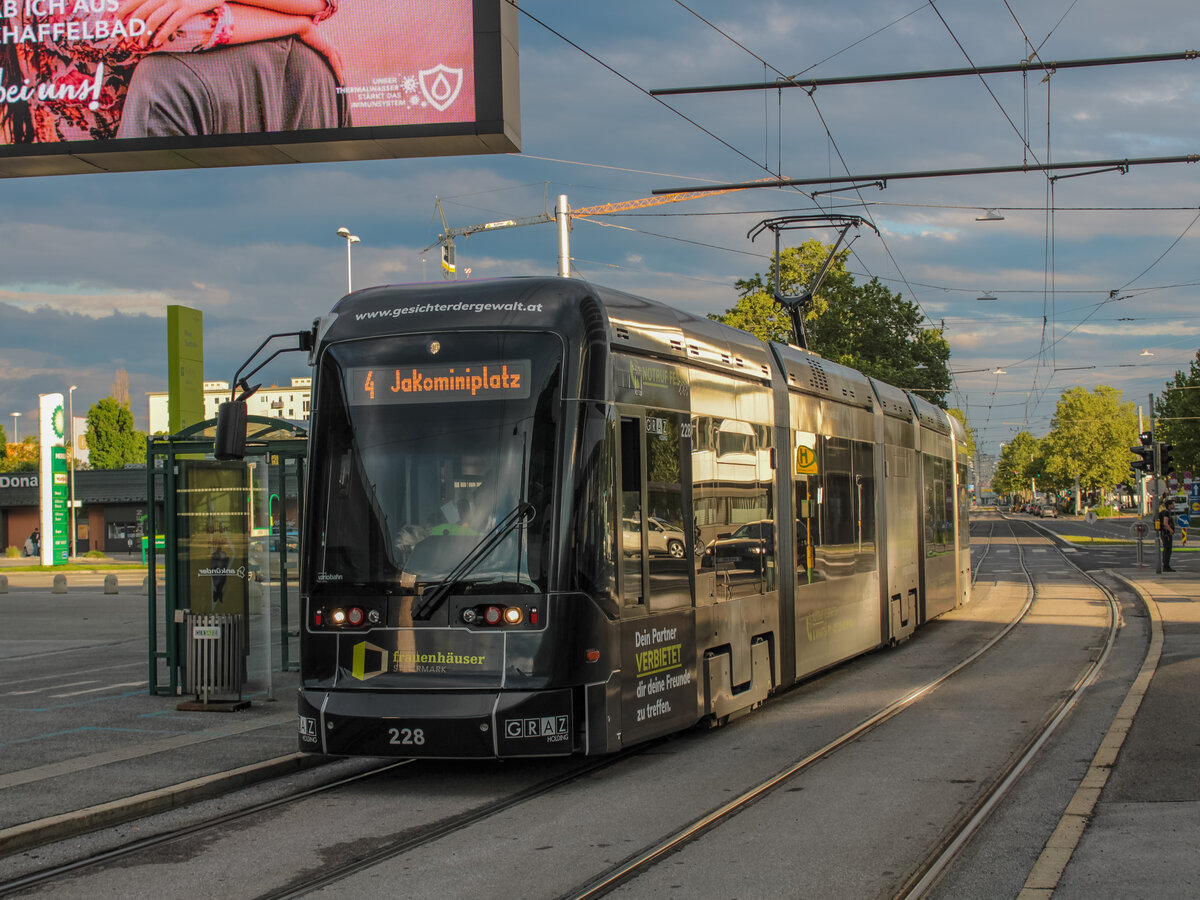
<box><xmin>1158</xmin><ymin>496</ymin><xmax>1176</xmax><ymax>572</ymax></box>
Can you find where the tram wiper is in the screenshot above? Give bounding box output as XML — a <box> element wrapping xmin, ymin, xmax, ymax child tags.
<box><xmin>411</xmin><ymin>502</ymin><xmax>535</xmax><ymax>620</ymax></box>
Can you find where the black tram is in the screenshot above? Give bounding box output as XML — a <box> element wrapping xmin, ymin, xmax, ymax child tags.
<box><xmin>287</xmin><ymin>276</ymin><xmax>970</xmax><ymax>757</ymax></box>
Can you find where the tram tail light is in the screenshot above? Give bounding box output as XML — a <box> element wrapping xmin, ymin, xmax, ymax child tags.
<box><xmin>462</xmin><ymin>604</ymin><xmax>536</xmax><ymax>627</ymax></box>
<box><xmin>585</xmin><ymin>649</ymin><xmax>601</xmax><ymax>663</ymax></box>
<box><xmin>317</xmin><ymin>606</ymin><xmax>380</xmax><ymax>628</ymax></box>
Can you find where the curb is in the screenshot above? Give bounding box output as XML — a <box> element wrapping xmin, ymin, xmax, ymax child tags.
<box><xmin>0</xmin><ymin>752</ymin><xmax>325</xmax><ymax>857</ymax></box>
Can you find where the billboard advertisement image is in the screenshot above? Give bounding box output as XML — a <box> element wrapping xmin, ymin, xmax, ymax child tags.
<box><xmin>0</xmin><ymin>0</ymin><xmax>518</xmax><ymax>175</ymax></box>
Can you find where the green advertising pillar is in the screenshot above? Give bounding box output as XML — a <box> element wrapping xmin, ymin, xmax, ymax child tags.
<box><xmin>168</xmin><ymin>305</ymin><xmax>205</xmax><ymax>434</ymax></box>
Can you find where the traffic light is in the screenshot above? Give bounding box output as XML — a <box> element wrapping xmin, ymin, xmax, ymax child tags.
<box><xmin>1131</xmin><ymin>431</ymin><xmax>1153</xmax><ymax>475</ymax></box>
<box><xmin>1158</xmin><ymin>442</ymin><xmax>1175</xmax><ymax>476</ymax></box>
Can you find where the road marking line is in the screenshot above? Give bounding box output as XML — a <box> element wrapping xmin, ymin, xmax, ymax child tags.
<box><xmin>49</xmin><ymin>681</ymin><xmax>148</xmax><ymax>698</ymax></box>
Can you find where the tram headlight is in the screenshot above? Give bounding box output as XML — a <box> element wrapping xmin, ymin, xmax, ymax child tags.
<box><xmin>331</xmin><ymin>608</ymin><xmax>347</xmax><ymax>625</ymax></box>
<box><xmin>461</xmin><ymin>608</ymin><xmax>479</xmax><ymax>624</ymax></box>
<box><xmin>502</xmin><ymin>606</ymin><xmax>523</xmax><ymax>625</ymax></box>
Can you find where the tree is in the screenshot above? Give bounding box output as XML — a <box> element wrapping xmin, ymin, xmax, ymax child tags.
<box><xmin>946</xmin><ymin>408</ymin><xmax>977</xmax><ymax>458</ymax></box>
<box><xmin>0</xmin><ymin>436</ymin><xmax>36</xmax><ymax>472</ymax></box>
<box><xmin>993</xmin><ymin>431</ymin><xmax>1040</xmax><ymax>499</ymax></box>
<box><xmin>1154</xmin><ymin>350</ymin><xmax>1200</xmax><ymax>476</ymax></box>
<box><xmin>1042</xmin><ymin>385</ymin><xmax>1136</xmax><ymax>511</ymax></box>
<box><xmin>715</xmin><ymin>239</ymin><xmax>953</xmax><ymax>406</ymax></box>
<box><xmin>85</xmin><ymin>396</ymin><xmax>147</xmax><ymax>469</ymax></box>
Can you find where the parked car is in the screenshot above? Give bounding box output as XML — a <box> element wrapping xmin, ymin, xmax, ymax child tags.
<box><xmin>700</xmin><ymin>520</ymin><xmax>774</xmax><ymax>569</ymax></box>
<box><xmin>622</xmin><ymin>517</ymin><xmax>687</xmax><ymax>557</ymax></box>
<box><xmin>1040</xmin><ymin>504</ymin><xmax>1059</xmax><ymax>518</ymax></box>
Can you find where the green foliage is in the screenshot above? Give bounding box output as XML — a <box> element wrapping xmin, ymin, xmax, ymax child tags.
<box><xmin>1043</xmin><ymin>385</ymin><xmax>1137</xmax><ymax>494</ymax></box>
<box><xmin>994</xmin><ymin>431</ymin><xmax>1041</xmax><ymax>498</ymax></box>
<box><xmin>5</xmin><ymin>546</ymin><xmax>20</xmax><ymax>558</ymax></box>
<box><xmin>714</xmin><ymin>239</ymin><xmax>952</xmax><ymax>406</ymax></box>
<box><xmin>85</xmin><ymin>396</ymin><xmax>147</xmax><ymax>469</ymax></box>
<box><xmin>1154</xmin><ymin>350</ymin><xmax>1200</xmax><ymax>475</ymax></box>
<box><xmin>946</xmin><ymin>408</ymin><xmax>977</xmax><ymax>458</ymax></box>
<box><xmin>0</xmin><ymin>436</ymin><xmax>37</xmax><ymax>473</ymax></box>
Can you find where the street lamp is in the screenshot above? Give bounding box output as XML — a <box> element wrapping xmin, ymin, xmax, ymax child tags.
<box><xmin>68</xmin><ymin>385</ymin><xmax>77</xmax><ymax>559</ymax></box>
<box><xmin>10</xmin><ymin>411</ymin><xmax>20</xmax><ymax>442</ymax></box>
<box><xmin>336</xmin><ymin>227</ymin><xmax>361</xmax><ymax>293</ymax></box>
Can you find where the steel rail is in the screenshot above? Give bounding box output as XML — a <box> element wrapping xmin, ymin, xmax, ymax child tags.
<box><xmin>0</xmin><ymin>760</ymin><xmax>413</xmax><ymax>898</ymax></box>
<box><xmin>896</xmin><ymin>520</ymin><xmax>1123</xmax><ymax>898</ymax></box>
<box><xmin>564</xmin><ymin>516</ymin><xmax>1038</xmax><ymax>900</ymax></box>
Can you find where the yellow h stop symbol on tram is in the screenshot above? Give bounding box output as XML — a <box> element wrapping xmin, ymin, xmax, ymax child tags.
<box><xmin>795</xmin><ymin>445</ymin><xmax>818</xmax><ymax>475</ymax></box>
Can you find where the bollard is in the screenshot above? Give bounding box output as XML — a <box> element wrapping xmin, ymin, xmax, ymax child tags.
<box><xmin>104</xmin><ymin>574</ymin><xmax>119</xmax><ymax>594</ymax></box>
<box><xmin>142</xmin><ymin>575</ymin><xmax>149</xmax><ymax>594</ymax></box>
<box><xmin>0</xmin><ymin>574</ymin><xmax>7</xmax><ymax>594</ymax></box>
<box><xmin>52</xmin><ymin>573</ymin><xmax>68</xmax><ymax>594</ymax></box>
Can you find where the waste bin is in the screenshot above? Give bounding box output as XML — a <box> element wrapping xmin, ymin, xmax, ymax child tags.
<box><xmin>182</xmin><ymin>613</ymin><xmax>245</xmax><ymax>706</ymax></box>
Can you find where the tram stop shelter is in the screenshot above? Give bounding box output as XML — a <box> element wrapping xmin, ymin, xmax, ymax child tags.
<box><xmin>146</xmin><ymin>416</ymin><xmax>307</xmax><ymax>700</ymax></box>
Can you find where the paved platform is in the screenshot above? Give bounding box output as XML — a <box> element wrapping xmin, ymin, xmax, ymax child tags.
<box><xmin>0</xmin><ymin>562</ymin><xmax>1197</xmax><ymax>896</ymax></box>
<box><xmin>0</xmin><ymin>570</ymin><xmax>307</xmax><ymax>856</ymax></box>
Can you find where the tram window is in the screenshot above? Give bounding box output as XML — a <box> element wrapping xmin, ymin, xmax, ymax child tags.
<box><xmin>924</xmin><ymin>456</ymin><xmax>951</xmax><ymax>553</ymax></box>
<box><xmin>802</xmin><ymin>436</ymin><xmax>876</xmax><ymax>581</ymax></box>
<box><xmin>620</xmin><ymin>416</ymin><xmax>644</xmax><ymax>605</ymax></box>
<box><xmin>957</xmin><ymin>462</ymin><xmax>970</xmax><ymax>549</ymax></box>
<box><xmin>853</xmin><ymin>440</ymin><xmax>877</xmax><ymax>550</ymax></box>
<box><xmin>645</xmin><ymin>411</ymin><xmax>691</xmax><ymax>610</ymax></box>
<box><xmin>694</xmin><ymin>416</ymin><xmax>773</xmax><ymax>599</ymax></box>
<box><xmin>569</xmin><ymin>409</ymin><xmax>617</xmax><ymax>607</ymax></box>
<box><xmin>821</xmin><ymin>437</ymin><xmax>855</xmax><ymax>548</ymax></box>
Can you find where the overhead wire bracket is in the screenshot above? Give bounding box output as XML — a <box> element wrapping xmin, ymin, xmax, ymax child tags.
<box><xmin>746</xmin><ymin>214</ymin><xmax>878</xmax><ymax>350</ymax></box>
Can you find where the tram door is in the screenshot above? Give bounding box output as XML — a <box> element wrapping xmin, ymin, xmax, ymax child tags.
<box><xmin>618</xmin><ymin>412</ymin><xmax>692</xmax><ymax>612</ymax></box>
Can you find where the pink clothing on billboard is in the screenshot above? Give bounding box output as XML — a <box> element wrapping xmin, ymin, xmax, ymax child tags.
<box><xmin>0</xmin><ymin>0</ymin><xmax>338</xmax><ymax>142</ymax></box>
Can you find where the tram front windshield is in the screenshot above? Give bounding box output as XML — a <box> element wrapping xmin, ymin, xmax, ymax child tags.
<box><xmin>309</xmin><ymin>333</ymin><xmax>561</xmax><ymax>595</ymax></box>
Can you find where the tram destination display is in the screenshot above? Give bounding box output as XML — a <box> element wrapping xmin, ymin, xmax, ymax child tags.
<box><xmin>346</xmin><ymin>360</ymin><xmax>531</xmax><ymax>405</ymax></box>
<box><xmin>0</xmin><ymin>0</ymin><xmax>519</xmax><ymax>176</ymax></box>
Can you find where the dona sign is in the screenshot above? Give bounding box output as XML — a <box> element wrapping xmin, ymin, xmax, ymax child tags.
<box><xmin>0</xmin><ymin>0</ymin><xmax>518</xmax><ymax>176</ymax></box>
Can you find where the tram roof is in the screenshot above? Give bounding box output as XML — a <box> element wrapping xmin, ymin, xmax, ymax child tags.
<box><xmin>322</xmin><ymin>277</ymin><xmax>777</xmax><ymax>384</ymax></box>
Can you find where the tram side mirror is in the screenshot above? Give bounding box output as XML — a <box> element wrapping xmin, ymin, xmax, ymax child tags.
<box><xmin>214</xmin><ymin>400</ymin><xmax>248</xmax><ymax>460</ymax></box>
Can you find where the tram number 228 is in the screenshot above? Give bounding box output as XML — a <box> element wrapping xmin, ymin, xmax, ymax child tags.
<box><xmin>388</xmin><ymin>726</ymin><xmax>426</xmax><ymax>746</ymax></box>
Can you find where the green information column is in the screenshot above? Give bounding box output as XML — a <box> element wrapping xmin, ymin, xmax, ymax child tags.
<box><xmin>38</xmin><ymin>392</ymin><xmax>68</xmax><ymax>566</ymax></box>
<box><xmin>51</xmin><ymin>445</ymin><xmax>69</xmax><ymax>564</ymax></box>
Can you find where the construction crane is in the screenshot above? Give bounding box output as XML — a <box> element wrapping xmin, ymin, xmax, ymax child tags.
<box><xmin>425</xmin><ymin>179</ymin><xmax>779</xmax><ymax>279</ymax></box>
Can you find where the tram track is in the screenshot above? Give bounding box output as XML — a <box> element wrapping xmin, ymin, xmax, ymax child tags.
<box><xmin>543</xmin><ymin>516</ymin><xmax>1130</xmax><ymax>900</ymax></box>
<box><xmin>0</xmin><ymin>759</ymin><xmax>411</xmax><ymax>898</ymax></box>
<box><xmin>1</xmin><ymin>517</ymin><xmax>1142</xmax><ymax>900</ymax></box>
<box><xmin>0</xmin><ymin>749</ymin><xmax>638</xmax><ymax>900</ymax></box>
<box><xmin>279</xmin><ymin>518</ymin><xmax>1108</xmax><ymax>900</ymax></box>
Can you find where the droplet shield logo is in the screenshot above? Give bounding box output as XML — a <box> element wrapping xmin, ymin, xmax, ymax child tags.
<box><xmin>418</xmin><ymin>64</ymin><xmax>464</xmax><ymax>112</ymax></box>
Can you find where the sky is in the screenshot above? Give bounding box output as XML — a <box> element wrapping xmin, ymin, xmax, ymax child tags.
<box><xmin>1</xmin><ymin>0</ymin><xmax>1198</xmax><ymax>459</ymax></box>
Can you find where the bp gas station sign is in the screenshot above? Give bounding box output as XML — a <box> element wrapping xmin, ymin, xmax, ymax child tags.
<box><xmin>37</xmin><ymin>392</ymin><xmax>69</xmax><ymax>566</ymax></box>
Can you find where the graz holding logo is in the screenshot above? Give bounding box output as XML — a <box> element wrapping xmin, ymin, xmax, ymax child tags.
<box><xmin>298</xmin><ymin>716</ymin><xmax>319</xmax><ymax>743</ymax></box>
<box><xmin>505</xmin><ymin>715</ymin><xmax>569</xmax><ymax>742</ymax></box>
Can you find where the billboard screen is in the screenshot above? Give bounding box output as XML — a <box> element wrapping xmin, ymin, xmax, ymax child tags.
<box><xmin>0</xmin><ymin>0</ymin><xmax>518</xmax><ymax>176</ymax></box>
